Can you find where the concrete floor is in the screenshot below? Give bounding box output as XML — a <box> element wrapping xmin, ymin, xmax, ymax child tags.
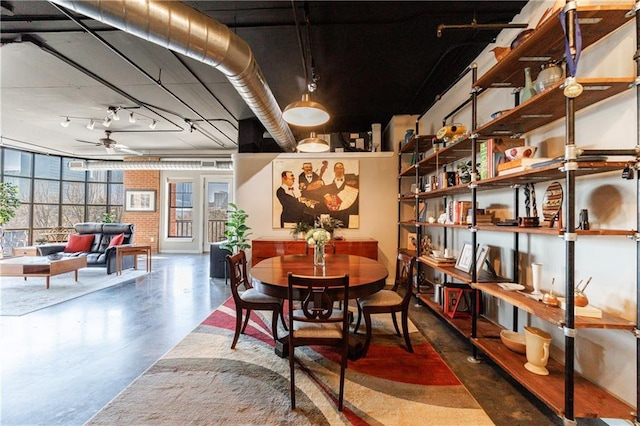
<box><xmin>0</xmin><ymin>253</ymin><xmax>603</xmax><ymax>425</ymax></box>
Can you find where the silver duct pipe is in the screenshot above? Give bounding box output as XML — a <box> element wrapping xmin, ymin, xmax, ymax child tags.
<box><xmin>68</xmin><ymin>160</ymin><xmax>233</xmax><ymax>170</ymax></box>
<box><xmin>50</xmin><ymin>0</ymin><xmax>297</xmax><ymax>152</ymax></box>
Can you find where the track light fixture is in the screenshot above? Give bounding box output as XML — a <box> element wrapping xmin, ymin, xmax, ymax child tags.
<box><xmin>103</xmin><ymin>117</ymin><xmax>112</xmax><ymax>127</ymax></box>
<box><xmin>129</xmin><ymin>112</ymin><xmax>136</xmax><ymax>123</ymax></box>
<box><xmin>61</xmin><ymin>117</ymin><xmax>71</xmax><ymax>127</ymax></box>
<box><xmin>86</xmin><ymin>120</ymin><xmax>95</xmax><ymax>130</ymax></box>
<box><xmin>149</xmin><ymin>120</ymin><xmax>158</xmax><ymax>130</ymax></box>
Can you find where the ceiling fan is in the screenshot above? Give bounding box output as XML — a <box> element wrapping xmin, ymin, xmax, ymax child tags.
<box><xmin>76</xmin><ymin>131</ymin><xmax>143</xmax><ymax>156</ymax></box>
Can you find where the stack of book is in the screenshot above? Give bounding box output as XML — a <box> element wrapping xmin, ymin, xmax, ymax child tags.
<box><xmin>478</xmin><ymin>138</ymin><xmax>526</xmax><ymax>179</ymax></box>
<box><xmin>497</xmin><ymin>157</ymin><xmax>551</xmax><ymax>176</ymax></box>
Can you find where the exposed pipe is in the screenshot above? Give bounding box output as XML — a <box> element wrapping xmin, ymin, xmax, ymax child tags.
<box><xmin>50</xmin><ymin>0</ymin><xmax>297</xmax><ymax>152</ymax></box>
<box><xmin>436</xmin><ymin>21</ymin><xmax>527</xmax><ymax>38</ymax></box>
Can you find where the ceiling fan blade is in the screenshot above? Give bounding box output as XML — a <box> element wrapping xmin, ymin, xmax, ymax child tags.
<box><xmin>75</xmin><ymin>139</ymin><xmax>101</xmax><ymax>146</ymax></box>
<box><xmin>113</xmin><ymin>145</ymin><xmax>143</xmax><ymax>156</ymax></box>
<box><xmin>104</xmin><ymin>147</ymin><xmax>118</xmax><ymax>155</ymax></box>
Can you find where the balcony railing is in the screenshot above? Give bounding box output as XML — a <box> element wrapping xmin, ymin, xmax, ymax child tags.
<box><xmin>171</xmin><ymin>219</ymin><xmax>226</xmax><ymax>242</ymax></box>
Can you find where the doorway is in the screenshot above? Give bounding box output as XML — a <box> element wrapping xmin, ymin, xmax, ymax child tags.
<box><xmin>203</xmin><ymin>177</ymin><xmax>232</xmax><ymax>252</ymax></box>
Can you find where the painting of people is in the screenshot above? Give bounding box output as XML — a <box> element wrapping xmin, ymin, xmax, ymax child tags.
<box><xmin>272</xmin><ymin>159</ymin><xmax>360</xmax><ymax>229</ymax></box>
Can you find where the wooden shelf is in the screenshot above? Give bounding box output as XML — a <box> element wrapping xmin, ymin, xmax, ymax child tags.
<box><xmin>474</xmin><ymin>4</ymin><xmax>633</xmax><ymax>89</ymax></box>
<box><xmin>415</xmin><ymin>161</ymin><xmax>632</xmax><ymax>200</ymax></box>
<box><xmin>477</xmin><ymin>78</ymin><xmax>634</xmax><ymax>137</ymax></box>
<box><xmin>399</xmin><ymin>134</ymin><xmax>435</xmax><ymax>154</ymax></box>
<box><xmin>472</xmin><ymin>283</ymin><xmax>636</xmax><ymax>330</ymax></box>
<box><xmin>472</xmin><ymin>337</ymin><xmax>635</xmax><ymax>420</ymax></box>
<box><xmin>418</xmin><ymin>293</ymin><xmax>501</xmax><ymax>339</ymax></box>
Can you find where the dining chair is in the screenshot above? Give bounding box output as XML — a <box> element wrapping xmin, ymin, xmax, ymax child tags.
<box><xmin>226</xmin><ymin>251</ymin><xmax>286</xmax><ymax>349</ymax></box>
<box><xmin>353</xmin><ymin>252</ymin><xmax>415</xmax><ymax>357</ymax></box>
<box><xmin>287</xmin><ymin>272</ymin><xmax>350</xmax><ymax>411</ymax></box>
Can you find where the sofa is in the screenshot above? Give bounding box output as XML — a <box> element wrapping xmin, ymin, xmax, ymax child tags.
<box><xmin>37</xmin><ymin>223</ymin><xmax>135</xmax><ymax>275</ymax></box>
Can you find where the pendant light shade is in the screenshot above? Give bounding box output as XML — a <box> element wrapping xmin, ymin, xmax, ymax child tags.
<box><xmin>283</xmin><ymin>93</ymin><xmax>330</xmax><ymax>127</ymax></box>
<box><xmin>297</xmin><ymin>132</ymin><xmax>330</xmax><ymax>153</ymax></box>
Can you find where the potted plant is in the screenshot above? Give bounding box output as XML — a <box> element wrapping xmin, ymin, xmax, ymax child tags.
<box><xmin>316</xmin><ymin>215</ymin><xmax>343</xmax><ymax>238</ymax></box>
<box><xmin>0</xmin><ymin>182</ymin><xmax>21</xmax><ymax>258</ymax></box>
<box><xmin>220</xmin><ymin>203</ymin><xmax>252</xmax><ymax>255</ymax></box>
<box><xmin>102</xmin><ymin>212</ymin><xmax>115</xmax><ymax>223</ymax></box>
<box><xmin>290</xmin><ymin>221</ymin><xmax>312</xmax><ymax>240</ymax></box>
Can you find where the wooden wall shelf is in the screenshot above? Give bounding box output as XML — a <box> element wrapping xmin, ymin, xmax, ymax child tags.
<box><xmin>472</xmin><ymin>283</ymin><xmax>636</xmax><ymax>330</ymax></box>
<box><xmin>472</xmin><ymin>337</ymin><xmax>635</xmax><ymax>420</ymax></box>
<box><xmin>474</xmin><ymin>5</ymin><xmax>633</xmax><ymax>89</ymax></box>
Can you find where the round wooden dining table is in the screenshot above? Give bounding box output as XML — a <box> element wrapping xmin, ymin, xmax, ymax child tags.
<box><xmin>250</xmin><ymin>254</ymin><xmax>388</xmax><ymax>300</ymax></box>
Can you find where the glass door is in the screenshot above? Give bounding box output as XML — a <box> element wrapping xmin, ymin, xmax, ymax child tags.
<box><xmin>203</xmin><ymin>177</ymin><xmax>231</xmax><ymax>251</ymax></box>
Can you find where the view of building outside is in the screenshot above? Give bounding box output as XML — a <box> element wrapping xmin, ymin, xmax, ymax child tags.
<box><xmin>0</xmin><ymin>148</ymin><xmax>123</xmax><ymax>254</ymax></box>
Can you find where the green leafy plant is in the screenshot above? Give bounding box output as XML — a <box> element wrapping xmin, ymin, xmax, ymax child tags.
<box><xmin>316</xmin><ymin>215</ymin><xmax>343</xmax><ymax>234</ymax></box>
<box><xmin>0</xmin><ymin>182</ymin><xmax>21</xmax><ymax>225</ymax></box>
<box><xmin>220</xmin><ymin>203</ymin><xmax>252</xmax><ymax>254</ymax></box>
<box><xmin>102</xmin><ymin>212</ymin><xmax>115</xmax><ymax>223</ymax></box>
<box><xmin>290</xmin><ymin>221</ymin><xmax>312</xmax><ymax>236</ymax></box>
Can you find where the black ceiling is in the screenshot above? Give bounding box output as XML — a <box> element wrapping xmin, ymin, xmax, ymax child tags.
<box><xmin>191</xmin><ymin>1</ymin><xmax>528</xmax><ymax>133</ymax></box>
<box><xmin>1</xmin><ymin>1</ymin><xmax>528</xmax><ymax>155</ymax></box>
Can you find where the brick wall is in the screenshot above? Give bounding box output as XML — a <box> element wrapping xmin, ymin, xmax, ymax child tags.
<box><xmin>122</xmin><ymin>159</ymin><xmax>161</xmax><ymax>252</ymax></box>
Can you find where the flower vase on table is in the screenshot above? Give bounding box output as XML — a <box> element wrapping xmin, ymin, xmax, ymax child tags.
<box><xmin>306</xmin><ymin>228</ymin><xmax>331</xmax><ymax>266</ymax></box>
<box><xmin>313</xmin><ymin>244</ymin><xmax>326</xmax><ymax>266</ymax></box>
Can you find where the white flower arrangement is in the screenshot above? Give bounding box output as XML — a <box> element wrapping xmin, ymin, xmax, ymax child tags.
<box><xmin>306</xmin><ymin>228</ymin><xmax>331</xmax><ymax>247</ymax></box>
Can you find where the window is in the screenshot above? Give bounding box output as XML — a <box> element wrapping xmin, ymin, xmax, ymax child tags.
<box><xmin>0</xmin><ymin>147</ymin><xmax>125</xmax><ymax>254</ymax></box>
<box><xmin>168</xmin><ymin>181</ymin><xmax>193</xmax><ymax>238</ymax></box>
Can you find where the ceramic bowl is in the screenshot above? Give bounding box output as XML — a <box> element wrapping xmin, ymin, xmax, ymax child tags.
<box><xmin>505</xmin><ymin>146</ymin><xmax>537</xmax><ymax>161</ymax></box>
<box><xmin>47</xmin><ymin>253</ymin><xmax>63</xmax><ymax>261</ymax></box>
<box><xmin>432</xmin><ymin>250</ymin><xmax>444</xmax><ymax>258</ymax></box>
<box><xmin>500</xmin><ymin>330</ymin><xmax>527</xmax><ymax>354</ymax></box>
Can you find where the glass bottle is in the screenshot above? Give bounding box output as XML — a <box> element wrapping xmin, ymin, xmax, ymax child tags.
<box><xmin>404</xmin><ymin>129</ymin><xmax>414</xmax><ymax>144</ymax></box>
<box><xmin>520</xmin><ymin>67</ymin><xmax>536</xmax><ymax>104</ymax></box>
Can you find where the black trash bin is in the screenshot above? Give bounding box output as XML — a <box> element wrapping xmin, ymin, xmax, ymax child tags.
<box><xmin>210</xmin><ymin>241</ymin><xmax>231</xmax><ymax>281</ymax></box>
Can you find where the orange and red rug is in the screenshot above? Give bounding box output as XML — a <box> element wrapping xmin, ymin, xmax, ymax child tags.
<box><xmin>88</xmin><ymin>297</ymin><xmax>493</xmax><ymax>425</ymax></box>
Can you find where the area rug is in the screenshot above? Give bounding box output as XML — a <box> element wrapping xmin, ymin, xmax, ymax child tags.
<box><xmin>87</xmin><ymin>297</ymin><xmax>494</xmax><ymax>425</ymax></box>
<box><xmin>0</xmin><ymin>268</ymin><xmax>147</xmax><ymax>316</ymax></box>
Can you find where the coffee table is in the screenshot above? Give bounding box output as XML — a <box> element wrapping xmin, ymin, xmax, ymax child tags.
<box><xmin>0</xmin><ymin>256</ymin><xmax>87</xmax><ymax>289</ymax></box>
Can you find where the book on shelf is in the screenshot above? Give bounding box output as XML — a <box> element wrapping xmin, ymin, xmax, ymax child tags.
<box><xmin>497</xmin><ymin>157</ymin><xmax>551</xmax><ymax>175</ymax></box>
<box><xmin>478</xmin><ymin>138</ymin><xmax>526</xmax><ymax>179</ymax></box>
<box><xmin>407</xmin><ymin>233</ymin><xmax>417</xmax><ymax>251</ymax></box>
<box><xmin>557</xmin><ymin>297</ymin><xmax>603</xmax><ymax>318</ymax></box>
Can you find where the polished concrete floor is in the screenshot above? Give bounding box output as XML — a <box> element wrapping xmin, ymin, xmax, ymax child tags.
<box><xmin>1</xmin><ymin>253</ymin><xmax>599</xmax><ymax>425</ymax></box>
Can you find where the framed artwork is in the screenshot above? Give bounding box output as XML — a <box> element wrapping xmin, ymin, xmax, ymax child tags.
<box><xmin>125</xmin><ymin>190</ymin><xmax>156</xmax><ymax>212</ymax></box>
<box><xmin>272</xmin><ymin>158</ymin><xmax>360</xmax><ymax>229</ymax></box>
<box><xmin>454</xmin><ymin>242</ymin><xmax>474</xmax><ymax>273</ymax></box>
<box><xmin>475</xmin><ymin>244</ymin><xmax>490</xmax><ymax>275</ymax></box>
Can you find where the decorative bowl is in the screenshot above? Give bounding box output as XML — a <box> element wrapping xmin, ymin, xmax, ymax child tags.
<box><xmin>47</xmin><ymin>253</ymin><xmax>63</xmax><ymax>261</ymax></box>
<box><xmin>500</xmin><ymin>330</ymin><xmax>527</xmax><ymax>354</ymax></box>
<box><xmin>505</xmin><ymin>146</ymin><xmax>537</xmax><ymax>161</ymax></box>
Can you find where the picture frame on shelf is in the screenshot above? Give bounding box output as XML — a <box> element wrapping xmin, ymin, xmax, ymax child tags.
<box><xmin>454</xmin><ymin>242</ymin><xmax>474</xmax><ymax>273</ymax></box>
<box><xmin>475</xmin><ymin>244</ymin><xmax>490</xmax><ymax>275</ymax></box>
<box><xmin>125</xmin><ymin>190</ymin><xmax>156</xmax><ymax>212</ymax></box>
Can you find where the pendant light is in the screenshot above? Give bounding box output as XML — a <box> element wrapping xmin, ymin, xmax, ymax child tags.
<box><xmin>296</xmin><ymin>132</ymin><xmax>330</xmax><ymax>153</ymax></box>
<box><xmin>283</xmin><ymin>93</ymin><xmax>330</xmax><ymax>127</ymax></box>
<box><xmin>284</xmin><ymin>1</ymin><xmax>330</xmax><ymax>128</ymax></box>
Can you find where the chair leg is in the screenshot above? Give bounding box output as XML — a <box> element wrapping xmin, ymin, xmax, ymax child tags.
<box><xmin>338</xmin><ymin>337</ymin><xmax>348</xmax><ymax>411</ymax></box>
<box><xmin>270</xmin><ymin>310</ymin><xmax>279</xmax><ymax>343</ymax></box>
<box><xmin>240</xmin><ymin>308</ymin><xmax>251</xmax><ymax>333</ymax></box>
<box><xmin>391</xmin><ymin>311</ymin><xmax>401</xmax><ymax>336</ymax></box>
<box><xmin>289</xmin><ymin>334</ymin><xmax>296</xmax><ymax>409</ymax></box>
<box><xmin>353</xmin><ymin>302</ymin><xmax>363</xmax><ymax>334</ymax></box>
<box><xmin>402</xmin><ymin>310</ymin><xmax>414</xmax><ymax>353</ymax></box>
<box><xmin>231</xmin><ymin>306</ymin><xmax>243</xmax><ymax>349</ymax></box>
<box><xmin>362</xmin><ymin>311</ymin><xmax>373</xmax><ymax>357</ymax></box>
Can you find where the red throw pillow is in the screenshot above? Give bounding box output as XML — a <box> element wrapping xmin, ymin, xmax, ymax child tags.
<box><xmin>109</xmin><ymin>233</ymin><xmax>125</xmax><ymax>247</ymax></box>
<box><xmin>64</xmin><ymin>234</ymin><xmax>95</xmax><ymax>253</ymax></box>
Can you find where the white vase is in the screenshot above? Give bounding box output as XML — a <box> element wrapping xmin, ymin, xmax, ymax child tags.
<box><xmin>531</xmin><ymin>262</ymin><xmax>543</xmax><ymax>295</ymax></box>
<box><xmin>524</xmin><ymin>326</ymin><xmax>552</xmax><ymax>375</ymax></box>
<box><xmin>313</xmin><ymin>244</ymin><xmax>326</xmax><ymax>266</ymax></box>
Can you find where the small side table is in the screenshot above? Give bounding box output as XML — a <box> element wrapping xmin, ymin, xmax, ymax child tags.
<box><xmin>12</xmin><ymin>246</ymin><xmax>40</xmax><ymax>257</ymax></box>
<box><xmin>115</xmin><ymin>245</ymin><xmax>152</xmax><ymax>275</ymax></box>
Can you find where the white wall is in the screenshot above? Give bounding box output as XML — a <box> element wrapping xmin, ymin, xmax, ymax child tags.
<box><xmin>418</xmin><ymin>0</ymin><xmax>637</xmax><ymax>406</ymax></box>
<box><xmin>234</xmin><ymin>152</ymin><xmax>398</xmax><ymax>284</ymax></box>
